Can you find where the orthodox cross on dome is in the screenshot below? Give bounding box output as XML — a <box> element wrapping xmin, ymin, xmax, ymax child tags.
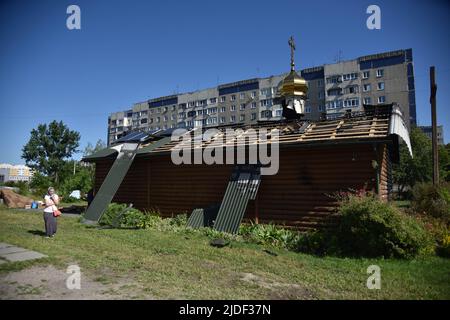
<box><xmin>288</xmin><ymin>36</ymin><xmax>296</xmax><ymax>71</ymax></box>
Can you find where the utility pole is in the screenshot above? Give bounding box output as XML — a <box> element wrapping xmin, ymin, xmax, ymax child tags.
<box><xmin>430</xmin><ymin>66</ymin><xmax>439</xmax><ymax>185</ymax></box>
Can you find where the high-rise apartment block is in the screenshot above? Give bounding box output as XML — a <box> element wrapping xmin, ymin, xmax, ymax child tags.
<box><xmin>107</xmin><ymin>49</ymin><xmax>416</xmax><ymax>145</ymax></box>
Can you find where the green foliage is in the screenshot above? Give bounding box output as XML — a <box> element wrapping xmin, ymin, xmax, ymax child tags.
<box><xmin>393</xmin><ymin>127</ymin><xmax>450</xmax><ymax>195</ymax></box>
<box><xmin>21</xmin><ymin>120</ymin><xmax>80</xmax><ymax>185</ymax></box>
<box><xmin>411</xmin><ymin>182</ymin><xmax>450</xmax><ymax>222</ymax></box>
<box><xmin>58</xmin><ymin>162</ymin><xmax>94</xmax><ymax>199</ymax></box>
<box><xmin>238</xmin><ymin>222</ymin><xmax>300</xmax><ymax>249</ymax></box>
<box><xmin>297</xmin><ymin>194</ymin><xmax>434</xmax><ymax>259</ymax></box>
<box><xmin>335</xmin><ymin>194</ymin><xmax>433</xmax><ymax>258</ymax></box>
<box><xmin>436</xmin><ymin>234</ymin><xmax>450</xmax><ymax>258</ymax></box>
<box><xmin>99</xmin><ymin>204</ymin><xmax>187</xmax><ymax>231</ymax></box>
<box><xmin>1</xmin><ymin>181</ymin><xmax>30</xmax><ymax>196</ymax></box>
<box><xmin>29</xmin><ymin>172</ymin><xmax>53</xmax><ymax>197</ymax></box>
<box><xmin>83</xmin><ymin>139</ymin><xmax>107</xmax><ymax>157</ymax></box>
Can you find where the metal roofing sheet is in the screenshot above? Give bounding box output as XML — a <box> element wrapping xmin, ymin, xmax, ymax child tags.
<box><xmin>214</xmin><ymin>166</ymin><xmax>261</xmax><ymax>234</ymax></box>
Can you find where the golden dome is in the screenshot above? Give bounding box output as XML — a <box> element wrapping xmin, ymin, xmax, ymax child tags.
<box><xmin>279</xmin><ymin>70</ymin><xmax>308</xmax><ymax>97</ymax></box>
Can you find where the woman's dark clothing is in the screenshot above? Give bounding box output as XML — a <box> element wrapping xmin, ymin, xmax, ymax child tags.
<box><xmin>43</xmin><ymin>211</ymin><xmax>57</xmax><ymax>236</ymax></box>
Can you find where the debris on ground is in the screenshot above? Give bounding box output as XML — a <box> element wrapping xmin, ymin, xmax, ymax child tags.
<box><xmin>0</xmin><ymin>189</ymin><xmax>34</xmax><ymax>209</ymax></box>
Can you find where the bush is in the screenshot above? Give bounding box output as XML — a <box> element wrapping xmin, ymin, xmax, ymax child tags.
<box><xmin>436</xmin><ymin>234</ymin><xmax>450</xmax><ymax>258</ymax></box>
<box><xmin>99</xmin><ymin>203</ymin><xmax>146</xmax><ymax>229</ymax></box>
<box><xmin>411</xmin><ymin>183</ymin><xmax>450</xmax><ymax>222</ymax></box>
<box><xmin>336</xmin><ymin>194</ymin><xmax>433</xmax><ymax>258</ymax></box>
<box><xmin>297</xmin><ymin>194</ymin><xmax>434</xmax><ymax>259</ymax></box>
<box><xmin>98</xmin><ymin>205</ymin><xmax>189</xmax><ymax>231</ymax></box>
<box><xmin>238</xmin><ymin>222</ymin><xmax>300</xmax><ymax>249</ymax></box>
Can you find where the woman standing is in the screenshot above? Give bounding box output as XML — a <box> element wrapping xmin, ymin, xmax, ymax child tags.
<box><xmin>43</xmin><ymin>187</ymin><xmax>59</xmax><ymax>238</ymax></box>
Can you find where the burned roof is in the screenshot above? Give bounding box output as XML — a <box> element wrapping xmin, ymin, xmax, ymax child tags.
<box><xmin>83</xmin><ymin>103</ymin><xmax>411</xmax><ymax>161</ymax></box>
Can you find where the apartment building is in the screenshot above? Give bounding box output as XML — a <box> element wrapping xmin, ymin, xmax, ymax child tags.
<box><xmin>107</xmin><ymin>49</ymin><xmax>416</xmax><ymax>145</ymax></box>
<box><xmin>419</xmin><ymin>125</ymin><xmax>445</xmax><ymax>145</ymax></box>
<box><xmin>0</xmin><ymin>164</ymin><xmax>34</xmax><ymax>183</ymax></box>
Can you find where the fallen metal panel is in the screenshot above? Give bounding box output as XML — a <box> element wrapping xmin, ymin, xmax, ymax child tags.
<box><xmin>187</xmin><ymin>204</ymin><xmax>220</xmax><ymax>229</ymax></box>
<box><xmin>214</xmin><ymin>166</ymin><xmax>261</xmax><ymax>234</ymax></box>
<box><xmin>83</xmin><ymin>137</ymin><xmax>172</xmax><ymax>224</ymax></box>
<box><xmin>83</xmin><ymin>142</ymin><xmax>140</xmax><ymax>223</ymax></box>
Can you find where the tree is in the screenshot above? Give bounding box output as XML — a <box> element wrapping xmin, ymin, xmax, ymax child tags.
<box><xmin>393</xmin><ymin>127</ymin><xmax>450</xmax><ymax>194</ymax></box>
<box><xmin>22</xmin><ymin>121</ymin><xmax>80</xmax><ymax>185</ymax></box>
<box><xmin>83</xmin><ymin>139</ymin><xmax>106</xmax><ymax>157</ymax></box>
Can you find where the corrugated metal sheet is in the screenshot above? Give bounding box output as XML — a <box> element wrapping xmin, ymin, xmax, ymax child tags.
<box><xmin>84</xmin><ymin>142</ymin><xmax>140</xmax><ymax>222</ymax></box>
<box><xmin>85</xmin><ymin>137</ymin><xmax>172</xmax><ymax>223</ymax></box>
<box><xmin>187</xmin><ymin>204</ymin><xmax>220</xmax><ymax>229</ymax></box>
<box><xmin>214</xmin><ymin>166</ymin><xmax>261</xmax><ymax>234</ymax></box>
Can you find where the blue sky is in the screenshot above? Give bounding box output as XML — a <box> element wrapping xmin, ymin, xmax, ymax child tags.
<box><xmin>1</xmin><ymin>0</ymin><xmax>449</xmax><ymax>164</ymax></box>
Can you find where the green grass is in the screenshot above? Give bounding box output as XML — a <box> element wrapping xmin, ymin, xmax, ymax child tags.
<box><xmin>0</xmin><ymin>208</ymin><xmax>449</xmax><ymax>299</ymax></box>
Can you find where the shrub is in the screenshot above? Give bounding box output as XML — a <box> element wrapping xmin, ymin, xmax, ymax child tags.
<box><xmin>411</xmin><ymin>183</ymin><xmax>450</xmax><ymax>222</ymax></box>
<box><xmin>238</xmin><ymin>222</ymin><xmax>300</xmax><ymax>249</ymax></box>
<box><xmin>436</xmin><ymin>234</ymin><xmax>450</xmax><ymax>258</ymax></box>
<box><xmin>336</xmin><ymin>194</ymin><xmax>433</xmax><ymax>258</ymax></box>
<box><xmin>296</xmin><ymin>194</ymin><xmax>434</xmax><ymax>259</ymax></box>
<box><xmin>99</xmin><ymin>203</ymin><xmax>146</xmax><ymax>228</ymax></box>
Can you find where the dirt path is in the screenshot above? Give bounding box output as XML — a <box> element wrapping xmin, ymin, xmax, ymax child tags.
<box><xmin>0</xmin><ymin>264</ymin><xmax>154</xmax><ymax>300</ymax></box>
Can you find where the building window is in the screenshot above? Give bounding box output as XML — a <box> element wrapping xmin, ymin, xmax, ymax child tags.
<box><xmin>326</xmin><ymin>75</ymin><xmax>342</xmax><ymax>84</ymax></box>
<box><xmin>251</xmin><ymin>102</ymin><xmax>256</xmax><ymax>109</ymax></box>
<box><xmin>362</xmin><ymin>71</ymin><xmax>370</xmax><ymax>79</ymax></box>
<box><xmin>156</xmin><ymin>117</ymin><xmax>161</xmax><ymax>123</ymax></box>
<box><xmin>342</xmin><ymin>73</ymin><xmax>358</xmax><ymax>81</ymax></box>
<box><xmin>251</xmin><ymin>113</ymin><xmax>256</xmax><ymax>120</ymax></box>
<box><xmin>239</xmin><ymin>93</ymin><xmax>245</xmax><ymax>100</ymax></box>
<box><xmin>345</xmin><ymin>85</ymin><xmax>359</xmax><ymax>94</ymax></box>
<box><xmin>230</xmin><ymin>105</ymin><xmax>236</xmax><ymax>111</ymax></box>
<box><xmin>275</xmin><ymin>109</ymin><xmax>282</xmax><ymax>116</ymax></box>
<box><xmin>230</xmin><ymin>115</ymin><xmax>236</xmax><ymax>123</ymax></box>
<box><xmin>318</xmin><ymin>92</ymin><xmax>324</xmax><ymax>99</ymax></box>
<box><xmin>260</xmin><ymin>110</ymin><xmax>272</xmax><ymax>118</ymax></box>
<box><xmin>377</xmin><ymin>82</ymin><xmax>385</xmax><ymax>90</ymax></box>
<box><xmin>163</xmin><ymin>116</ymin><xmax>168</xmax><ymax>122</ymax></box>
<box><xmin>207</xmin><ymin>107</ymin><xmax>218</xmax><ymax>115</ymax></box>
<box><xmin>363</xmin><ymin>84</ymin><xmax>371</xmax><ymax>92</ymax></box>
<box><xmin>251</xmin><ymin>91</ymin><xmax>256</xmax><ymax>98</ymax></box>
<box><xmin>318</xmin><ymin>105</ymin><xmax>325</xmax><ymax>112</ymax></box>
<box><xmin>239</xmin><ymin>114</ymin><xmax>245</xmax><ymax>122</ymax></box>
<box><xmin>220</xmin><ymin>96</ymin><xmax>226</xmax><ymax>103</ymax></box>
<box><xmin>230</xmin><ymin>95</ymin><xmax>236</xmax><ymax>101</ymax></box>
<box><xmin>209</xmin><ymin>97</ymin><xmax>217</xmax><ymax>104</ymax></box>
<box><xmin>378</xmin><ymin>96</ymin><xmax>386</xmax><ymax>104</ymax></box>
<box><xmin>240</xmin><ymin>103</ymin><xmax>245</xmax><ymax>110</ymax></box>
<box><xmin>363</xmin><ymin>97</ymin><xmax>371</xmax><ymax>104</ymax></box>
<box><xmin>260</xmin><ymin>99</ymin><xmax>272</xmax><ymax>107</ymax></box>
<box><xmin>327</xmin><ymin>88</ymin><xmax>342</xmax><ymax>96</ymax></box>
<box><xmin>326</xmin><ymin>100</ymin><xmax>342</xmax><ymax>109</ymax></box>
<box><xmin>317</xmin><ymin>79</ymin><xmax>324</xmax><ymax>87</ymax></box>
<box><xmin>171</xmin><ymin>114</ymin><xmax>176</xmax><ymax>120</ymax></box>
<box><xmin>260</xmin><ymin>88</ymin><xmax>271</xmax><ymax>96</ymax></box>
<box><xmin>376</xmin><ymin>69</ymin><xmax>384</xmax><ymax>77</ymax></box>
<box><xmin>220</xmin><ymin>107</ymin><xmax>226</xmax><ymax>113</ymax></box>
<box><xmin>140</xmin><ymin>118</ymin><xmax>147</xmax><ymax>124</ymax></box>
<box><xmin>343</xmin><ymin>98</ymin><xmax>359</xmax><ymax>107</ymax></box>
<box><xmin>305</xmin><ymin>106</ymin><xmax>312</xmax><ymax>113</ymax></box>
<box><xmin>206</xmin><ymin>117</ymin><xmax>217</xmax><ymax>125</ymax></box>
<box><xmin>220</xmin><ymin>116</ymin><xmax>225</xmax><ymax>124</ymax></box>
